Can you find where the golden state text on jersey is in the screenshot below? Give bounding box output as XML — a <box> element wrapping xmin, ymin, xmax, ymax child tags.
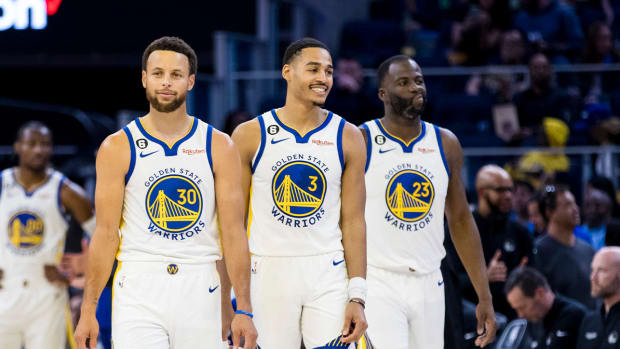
<box><xmin>248</xmin><ymin>109</ymin><xmax>346</xmax><ymax>257</ymax></box>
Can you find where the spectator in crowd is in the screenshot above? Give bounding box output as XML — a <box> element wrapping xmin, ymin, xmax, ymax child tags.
<box><xmin>518</xmin><ymin>117</ymin><xmax>570</xmax><ymax>182</ymax></box>
<box><xmin>324</xmin><ymin>57</ymin><xmax>381</xmax><ymax>125</ymax></box>
<box><xmin>577</xmin><ymin>246</ymin><xmax>620</xmax><ymax>349</ymax></box>
<box><xmin>513</xmin><ymin>53</ymin><xmax>577</xmax><ymax>130</ymax></box>
<box><xmin>579</xmin><ymin>187</ymin><xmax>620</xmax><ymax>249</ymax></box>
<box><xmin>580</xmin><ymin>22</ymin><xmax>620</xmax><ymax>105</ymax></box>
<box><xmin>528</xmin><ymin>192</ymin><xmax>548</xmax><ymax>237</ymax></box>
<box><xmin>505</xmin><ymin>267</ymin><xmax>587</xmax><ymax>349</ymax></box>
<box><xmin>587</xmin><ymin>175</ymin><xmax>620</xmax><ymax>218</ymax></box>
<box><xmin>222</xmin><ymin>109</ymin><xmax>252</xmax><ymax>136</ymax></box>
<box><xmin>534</xmin><ymin>185</ymin><xmax>597</xmax><ymax>308</ymax></box>
<box><xmin>514</xmin><ymin>0</ymin><xmax>584</xmax><ymax>62</ymax></box>
<box><xmin>456</xmin><ymin>165</ymin><xmax>533</xmax><ymax>319</ymax></box>
<box><xmin>513</xmin><ymin>179</ymin><xmax>535</xmax><ymax>229</ymax></box>
<box><xmin>448</xmin><ymin>5</ymin><xmax>498</xmax><ymax>66</ymax></box>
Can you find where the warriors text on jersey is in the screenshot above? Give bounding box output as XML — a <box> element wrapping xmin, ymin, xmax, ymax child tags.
<box><xmin>119</xmin><ymin>117</ymin><xmax>220</xmax><ymax>263</ymax></box>
<box><xmin>0</xmin><ymin>168</ymin><xmax>68</xmax><ymax>278</ymax></box>
<box><xmin>248</xmin><ymin>109</ymin><xmax>346</xmax><ymax>256</ymax></box>
<box><xmin>362</xmin><ymin>119</ymin><xmax>450</xmax><ymax>273</ymax></box>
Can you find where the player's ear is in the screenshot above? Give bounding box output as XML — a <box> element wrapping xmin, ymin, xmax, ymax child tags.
<box><xmin>188</xmin><ymin>74</ymin><xmax>195</xmax><ymax>91</ymax></box>
<box><xmin>282</xmin><ymin>64</ymin><xmax>291</xmax><ymax>82</ymax></box>
<box><xmin>377</xmin><ymin>87</ymin><xmax>386</xmax><ymax>102</ymax></box>
<box><xmin>141</xmin><ymin>70</ymin><xmax>147</xmax><ymax>88</ymax></box>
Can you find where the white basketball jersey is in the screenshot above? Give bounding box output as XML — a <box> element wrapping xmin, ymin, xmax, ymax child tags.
<box><xmin>249</xmin><ymin>109</ymin><xmax>346</xmax><ymax>256</ymax></box>
<box><xmin>362</xmin><ymin>119</ymin><xmax>449</xmax><ymax>274</ymax></box>
<box><xmin>118</xmin><ymin>117</ymin><xmax>220</xmax><ymax>263</ymax></box>
<box><xmin>0</xmin><ymin>168</ymin><xmax>68</xmax><ymax>281</ymax></box>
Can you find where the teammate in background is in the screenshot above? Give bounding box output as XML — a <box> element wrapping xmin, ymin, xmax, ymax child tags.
<box><xmin>232</xmin><ymin>38</ymin><xmax>369</xmax><ymax>348</ymax></box>
<box><xmin>0</xmin><ymin>121</ymin><xmax>95</xmax><ymax>349</ymax></box>
<box><xmin>360</xmin><ymin>55</ymin><xmax>496</xmax><ymax>348</ymax></box>
<box><xmin>74</xmin><ymin>36</ymin><xmax>257</xmax><ymax>349</ymax></box>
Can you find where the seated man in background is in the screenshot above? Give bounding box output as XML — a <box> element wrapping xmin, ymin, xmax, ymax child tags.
<box><xmin>454</xmin><ymin>165</ymin><xmax>533</xmax><ymax>320</ymax></box>
<box><xmin>506</xmin><ymin>267</ymin><xmax>586</xmax><ymax>349</ymax></box>
<box><xmin>579</xmin><ymin>187</ymin><xmax>620</xmax><ymax>250</ymax></box>
<box><xmin>577</xmin><ymin>247</ymin><xmax>620</xmax><ymax>349</ymax></box>
<box><xmin>534</xmin><ymin>185</ymin><xmax>597</xmax><ymax>308</ymax></box>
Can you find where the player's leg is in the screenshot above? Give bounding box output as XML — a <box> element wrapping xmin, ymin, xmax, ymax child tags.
<box><xmin>0</xmin><ymin>286</ymin><xmax>24</xmax><ymax>349</ymax></box>
<box><xmin>300</xmin><ymin>251</ymin><xmax>349</xmax><ymax>349</ymax></box>
<box><xmin>364</xmin><ymin>266</ymin><xmax>409</xmax><ymax>349</ymax></box>
<box><xmin>111</xmin><ymin>264</ymin><xmax>170</xmax><ymax>349</ymax></box>
<box><xmin>252</xmin><ymin>255</ymin><xmax>304</xmax><ymax>349</ymax></box>
<box><xmin>22</xmin><ymin>284</ymin><xmax>67</xmax><ymax>349</ymax></box>
<box><xmin>169</xmin><ymin>263</ymin><xmax>222</xmax><ymax>348</ymax></box>
<box><xmin>408</xmin><ymin>269</ymin><xmax>445</xmax><ymax>349</ymax></box>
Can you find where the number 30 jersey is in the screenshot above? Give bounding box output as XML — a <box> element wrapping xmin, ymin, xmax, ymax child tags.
<box><xmin>248</xmin><ymin>109</ymin><xmax>346</xmax><ymax>257</ymax></box>
<box><xmin>118</xmin><ymin>117</ymin><xmax>220</xmax><ymax>264</ymax></box>
<box><xmin>362</xmin><ymin>119</ymin><xmax>450</xmax><ymax>274</ymax></box>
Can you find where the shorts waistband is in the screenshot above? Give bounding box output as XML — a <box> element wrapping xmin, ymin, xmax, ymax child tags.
<box><xmin>116</xmin><ymin>260</ymin><xmax>216</xmax><ymax>275</ymax></box>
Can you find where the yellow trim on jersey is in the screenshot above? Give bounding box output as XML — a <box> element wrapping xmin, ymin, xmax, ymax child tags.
<box><xmin>246</xmin><ymin>183</ymin><xmax>253</xmax><ymax>239</ymax></box>
<box><xmin>138</xmin><ymin>116</ymin><xmax>194</xmax><ymax>148</ymax></box>
<box><xmin>379</xmin><ymin>119</ymin><xmax>423</xmax><ymax>146</ymax></box>
<box><xmin>65</xmin><ymin>302</ymin><xmax>77</xmax><ymax>349</ymax></box>
<box><xmin>111</xmin><ymin>260</ymin><xmax>122</xmax><ymax>325</ymax></box>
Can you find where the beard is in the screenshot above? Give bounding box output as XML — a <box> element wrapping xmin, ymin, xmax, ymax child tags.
<box><xmin>484</xmin><ymin>193</ymin><xmax>510</xmax><ymax>221</ymax></box>
<box><xmin>389</xmin><ymin>93</ymin><xmax>426</xmax><ymax>119</ymax></box>
<box><xmin>592</xmin><ymin>276</ymin><xmax>620</xmax><ymax>298</ymax></box>
<box><xmin>146</xmin><ymin>89</ymin><xmax>186</xmax><ymax>113</ymax></box>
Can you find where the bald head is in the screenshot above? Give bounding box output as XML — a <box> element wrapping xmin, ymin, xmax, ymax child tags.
<box><xmin>476</xmin><ymin>165</ymin><xmax>514</xmax><ymax>215</ymax></box>
<box><xmin>591</xmin><ymin>247</ymin><xmax>620</xmax><ymax>301</ymax></box>
<box><xmin>476</xmin><ymin>165</ymin><xmax>511</xmax><ymax>191</ymax></box>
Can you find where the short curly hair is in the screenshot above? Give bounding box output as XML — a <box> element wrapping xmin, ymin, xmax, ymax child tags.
<box><xmin>142</xmin><ymin>36</ymin><xmax>197</xmax><ymax>75</ymax></box>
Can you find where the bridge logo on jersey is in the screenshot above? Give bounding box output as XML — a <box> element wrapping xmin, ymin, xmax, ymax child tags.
<box><xmin>385</xmin><ymin>169</ymin><xmax>434</xmax><ymax>222</ymax></box>
<box><xmin>7</xmin><ymin>212</ymin><xmax>44</xmax><ymax>254</ymax></box>
<box><xmin>145</xmin><ymin>175</ymin><xmax>203</xmax><ymax>234</ymax></box>
<box><xmin>272</xmin><ymin>161</ymin><xmax>326</xmax><ymax>218</ymax></box>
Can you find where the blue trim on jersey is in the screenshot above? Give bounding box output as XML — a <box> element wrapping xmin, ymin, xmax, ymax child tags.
<box><xmin>57</xmin><ymin>174</ymin><xmax>66</xmax><ymax>214</ymax></box>
<box><xmin>434</xmin><ymin>125</ymin><xmax>450</xmax><ymax>177</ymax></box>
<box><xmin>360</xmin><ymin>123</ymin><xmax>372</xmax><ymax>173</ymax></box>
<box><xmin>374</xmin><ymin>119</ymin><xmax>426</xmax><ymax>153</ymax></box>
<box><xmin>270</xmin><ymin>109</ymin><xmax>333</xmax><ymax>144</ymax></box>
<box><xmin>251</xmin><ymin>115</ymin><xmax>266</xmax><ymax>174</ymax></box>
<box><xmin>206</xmin><ymin>124</ymin><xmax>214</xmax><ymax>172</ymax></box>
<box><xmin>135</xmin><ymin>117</ymin><xmax>198</xmax><ymax>156</ymax></box>
<box><xmin>122</xmin><ymin>126</ymin><xmax>136</xmax><ymax>184</ymax></box>
<box><xmin>336</xmin><ymin>118</ymin><xmax>345</xmax><ymax>170</ymax></box>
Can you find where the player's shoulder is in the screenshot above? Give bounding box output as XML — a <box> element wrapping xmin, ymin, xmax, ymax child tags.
<box><xmin>231</xmin><ymin>118</ymin><xmax>261</xmax><ymax>141</ymax></box>
<box><xmin>432</xmin><ymin>124</ymin><xmax>461</xmax><ymax>153</ymax></box>
<box><xmin>100</xmin><ymin>129</ymin><xmax>131</xmax><ymax>152</ymax></box>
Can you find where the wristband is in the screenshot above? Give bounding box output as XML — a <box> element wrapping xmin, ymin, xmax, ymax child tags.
<box><xmin>349</xmin><ymin>298</ymin><xmax>365</xmax><ymax>309</ymax></box>
<box><xmin>347</xmin><ymin>277</ymin><xmax>367</xmax><ymax>303</ymax></box>
<box><xmin>235</xmin><ymin>309</ymin><xmax>254</xmax><ymax>319</ymax></box>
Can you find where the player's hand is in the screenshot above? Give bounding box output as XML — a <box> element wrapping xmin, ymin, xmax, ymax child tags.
<box><xmin>230</xmin><ymin>313</ymin><xmax>258</xmax><ymax>349</ymax></box>
<box><xmin>222</xmin><ymin>305</ymin><xmax>234</xmax><ymax>343</ymax></box>
<box><xmin>487</xmin><ymin>250</ymin><xmax>507</xmax><ymax>282</ymax></box>
<box><xmin>341</xmin><ymin>300</ymin><xmax>368</xmax><ymax>343</ymax></box>
<box><xmin>474</xmin><ymin>299</ymin><xmax>497</xmax><ymax>347</ymax></box>
<box><xmin>75</xmin><ymin>311</ymin><xmax>99</xmax><ymax>349</ymax></box>
<box><xmin>60</xmin><ymin>239</ymin><xmax>89</xmax><ymax>278</ymax></box>
<box><xmin>44</xmin><ymin>264</ymin><xmax>69</xmax><ymax>287</ymax></box>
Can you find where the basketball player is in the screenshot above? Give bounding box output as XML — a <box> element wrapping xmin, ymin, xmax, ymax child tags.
<box><xmin>361</xmin><ymin>55</ymin><xmax>497</xmax><ymax>348</ymax></box>
<box><xmin>0</xmin><ymin>121</ymin><xmax>95</xmax><ymax>349</ymax></box>
<box><xmin>232</xmin><ymin>38</ymin><xmax>368</xmax><ymax>349</ymax></box>
<box><xmin>74</xmin><ymin>36</ymin><xmax>257</xmax><ymax>349</ymax></box>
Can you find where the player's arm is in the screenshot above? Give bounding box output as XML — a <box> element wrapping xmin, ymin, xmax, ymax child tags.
<box><xmin>231</xmin><ymin>119</ymin><xmax>260</xmax><ymax>215</ymax></box>
<box><xmin>75</xmin><ymin>131</ymin><xmax>128</xmax><ymax>349</ymax></box>
<box><xmin>340</xmin><ymin>122</ymin><xmax>368</xmax><ymax>343</ymax></box>
<box><xmin>53</xmin><ymin>180</ymin><xmax>95</xmax><ymax>285</ymax></box>
<box><xmin>212</xmin><ymin>129</ymin><xmax>258</xmax><ymax>349</ymax></box>
<box><xmin>441</xmin><ymin>127</ymin><xmax>496</xmax><ymax>347</ymax></box>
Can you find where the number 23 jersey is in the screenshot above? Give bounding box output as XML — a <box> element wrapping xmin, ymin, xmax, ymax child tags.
<box><xmin>362</xmin><ymin>119</ymin><xmax>450</xmax><ymax>274</ymax></box>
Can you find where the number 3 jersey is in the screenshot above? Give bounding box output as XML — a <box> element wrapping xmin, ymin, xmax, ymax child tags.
<box><xmin>248</xmin><ymin>109</ymin><xmax>346</xmax><ymax>257</ymax></box>
<box><xmin>362</xmin><ymin>119</ymin><xmax>450</xmax><ymax>274</ymax></box>
<box><xmin>118</xmin><ymin>117</ymin><xmax>220</xmax><ymax>264</ymax></box>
